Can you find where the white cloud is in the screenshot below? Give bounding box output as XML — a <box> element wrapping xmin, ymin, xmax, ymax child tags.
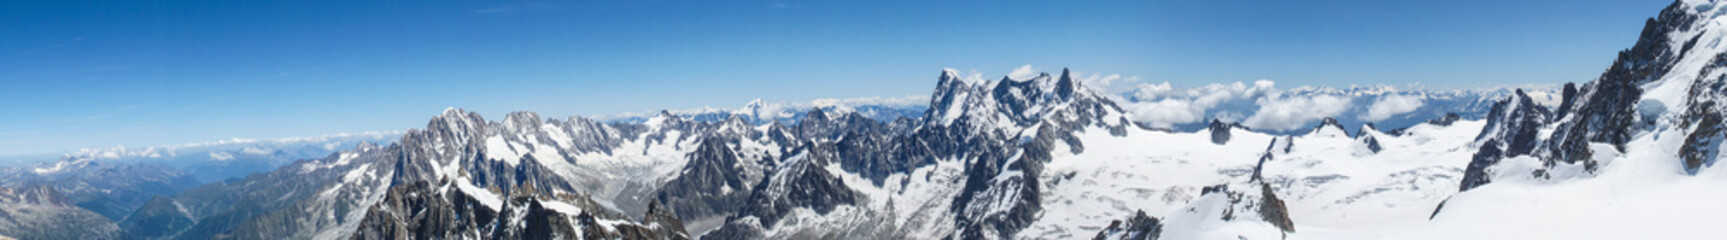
<box><xmin>1075</xmin><ymin>72</ymin><xmax>1140</xmax><ymax>94</ymax></box>
<box><xmin>208</xmin><ymin>151</ymin><xmax>234</xmax><ymax>161</ymax></box>
<box><xmin>1132</xmin><ymin>82</ymin><xmax>1175</xmax><ymax>100</ymax></box>
<box><xmin>1118</xmin><ymin>80</ymin><xmax>1280</xmax><ymax>128</ymax></box>
<box><xmin>1363</xmin><ymin>94</ymin><xmax>1426</xmax><ymax>122</ymax></box>
<box><xmin>1125</xmin><ymin>98</ymin><xmax>1209</xmax><ymax>129</ymax></box>
<box><xmin>1242</xmin><ymin>95</ymin><xmax>1352</xmax><ymax>131</ymax></box>
<box><xmin>242</xmin><ymin>146</ymin><xmax>271</xmax><ymax>155</ymax></box>
<box><xmin>1007</xmin><ymin>64</ymin><xmax>1038</xmax><ymax>80</ymax></box>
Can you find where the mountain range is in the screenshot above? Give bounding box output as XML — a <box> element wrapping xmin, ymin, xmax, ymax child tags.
<box><xmin>4</xmin><ymin>0</ymin><xmax>1727</xmax><ymax>239</ymax></box>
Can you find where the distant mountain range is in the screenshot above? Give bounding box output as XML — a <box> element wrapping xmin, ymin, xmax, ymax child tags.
<box><xmin>604</xmin><ymin>82</ymin><xmax>1558</xmax><ymax>136</ymax></box>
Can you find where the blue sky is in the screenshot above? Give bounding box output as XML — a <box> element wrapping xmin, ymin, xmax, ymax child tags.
<box><xmin>0</xmin><ymin>0</ymin><xmax>1669</xmax><ymax>156</ymax></box>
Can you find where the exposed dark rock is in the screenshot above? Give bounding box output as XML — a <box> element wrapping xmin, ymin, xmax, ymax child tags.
<box><xmin>1313</xmin><ymin>117</ymin><xmax>1348</xmax><ymax>136</ymax></box>
<box><xmin>657</xmin><ymin>136</ymin><xmax>755</xmax><ymax>220</ymax></box>
<box><xmin>1258</xmin><ymin>183</ymin><xmax>1295</xmax><ymax>233</ymax></box>
<box><xmin>1555</xmin><ymin>83</ymin><xmax>1579</xmax><ymax>120</ymax></box>
<box><xmin>349</xmin><ymin>180</ymin><xmax>496</xmax><ymax>240</ymax></box>
<box><xmin>706</xmin><ymin>144</ymin><xmax>862</xmax><ymax>239</ymax></box>
<box><xmin>1357</xmin><ymin>124</ymin><xmax>1384</xmax><ymax>154</ymax></box>
<box><xmin>1459</xmin><ymin>140</ymin><xmax>1504</xmax><ymax>191</ymax></box>
<box><xmin>1209</xmin><ymin>119</ymin><xmax>1233</xmax><ymax>145</ymax></box>
<box><xmin>1460</xmin><ymin>90</ymin><xmax>1553</xmax><ymax>192</ymax></box>
<box><xmin>1430</xmin><ymin>112</ymin><xmax>1463</xmax><ymax>126</ymax></box>
<box><xmin>1546</xmin><ymin>1</ymin><xmax>1698</xmax><ymax>166</ymax></box>
<box><xmin>1680</xmin><ymin>102</ymin><xmax>1725</xmax><ymax>174</ymax></box>
<box><xmin>1429</xmin><ymin>198</ymin><xmax>1448</xmax><ymax>220</ymax></box>
<box><xmin>1092</xmin><ymin>210</ymin><xmax>1162</xmax><ymax>240</ymax></box>
<box><xmin>1360</xmin><ymin>134</ymin><xmax>1383</xmax><ymax>154</ymax></box>
<box><xmin>1251</xmin><ymin>138</ymin><xmax>1286</xmax><ymax>182</ymax></box>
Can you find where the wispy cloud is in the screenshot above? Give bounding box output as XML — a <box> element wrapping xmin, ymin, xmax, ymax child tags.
<box><xmin>1007</xmin><ymin>64</ymin><xmax>1038</xmax><ymax>80</ymax></box>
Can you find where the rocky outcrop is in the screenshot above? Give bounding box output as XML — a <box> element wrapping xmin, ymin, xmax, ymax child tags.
<box><xmin>1092</xmin><ymin>210</ymin><xmax>1162</xmax><ymax>240</ymax></box>
<box><xmin>1252</xmin><ymin>137</ymin><xmax>1290</xmax><ymax>182</ymax></box>
<box><xmin>1209</xmin><ymin>119</ymin><xmax>1236</xmax><ymax>145</ymax></box>
<box><xmin>1312</xmin><ymin>117</ymin><xmax>1349</xmax><ymax>137</ymax></box>
<box><xmin>1357</xmin><ymin>124</ymin><xmax>1384</xmax><ymax>154</ymax></box>
<box><xmin>705</xmin><ymin>144</ymin><xmax>862</xmax><ymax>239</ymax></box>
<box><xmin>1257</xmin><ymin>183</ymin><xmax>1295</xmax><ymax>233</ymax></box>
<box><xmin>1181</xmin><ymin>183</ymin><xmax>1295</xmax><ymax>235</ymax></box>
<box><xmin>1460</xmin><ymin>90</ymin><xmax>1553</xmax><ymax>191</ymax></box>
<box><xmin>348</xmin><ymin>180</ymin><xmax>497</xmax><ymax>240</ymax></box>
<box><xmin>1544</xmin><ymin>1</ymin><xmax>1698</xmax><ymax>166</ymax></box>
<box><xmin>657</xmin><ymin>136</ymin><xmax>756</xmax><ymax>220</ymax></box>
<box><xmin>1682</xmin><ymin>102</ymin><xmax>1727</xmax><ymax>174</ymax></box>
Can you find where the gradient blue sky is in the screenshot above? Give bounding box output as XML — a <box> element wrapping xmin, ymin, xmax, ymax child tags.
<box><xmin>0</xmin><ymin>0</ymin><xmax>1670</xmax><ymax>156</ymax></box>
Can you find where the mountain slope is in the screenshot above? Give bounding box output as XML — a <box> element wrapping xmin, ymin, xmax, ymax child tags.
<box><xmin>1422</xmin><ymin>0</ymin><xmax>1727</xmax><ymax>238</ymax></box>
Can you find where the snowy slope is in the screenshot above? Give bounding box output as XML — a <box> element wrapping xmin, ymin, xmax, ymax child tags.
<box><xmin>1019</xmin><ymin>119</ymin><xmax>1483</xmax><ymax>239</ymax></box>
<box><xmin>1405</xmin><ymin>0</ymin><xmax>1727</xmax><ymax>239</ymax></box>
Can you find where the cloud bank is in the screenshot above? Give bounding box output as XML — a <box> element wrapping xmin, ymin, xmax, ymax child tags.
<box><xmin>1364</xmin><ymin>94</ymin><xmax>1426</xmax><ymax>122</ymax></box>
<box><xmin>1242</xmin><ymin>94</ymin><xmax>1353</xmax><ymax>131</ymax></box>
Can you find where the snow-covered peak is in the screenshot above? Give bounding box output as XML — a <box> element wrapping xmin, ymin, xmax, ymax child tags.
<box><xmin>1308</xmin><ymin>117</ymin><xmax>1349</xmax><ymax>137</ymax></box>
<box><xmin>924</xmin><ymin>67</ymin><xmax>1126</xmax><ymax>133</ymax></box>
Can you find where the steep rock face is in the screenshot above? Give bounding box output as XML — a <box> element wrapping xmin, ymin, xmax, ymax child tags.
<box><xmin>1208</xmin><ymin>119</ymin><xmax>1234</xmax><ymax>145</ymax></box>
<box><xmin>1476</xmin><ymin>90</ymin><xmax>1555</xmax><ymax>158</ymax></box>
<box><xmin>1680</xmin><ymin>103</ymin><xmax>1725</xmax><ymax>173</ymax></box>
<box><xmin>348</xmin><ymin>180</ymin><xmax>497</xmax><ymax>240</ymax></box>
<box><xmin>1555</xmin><ymin>83</ymin><xmax>1580</xmax><ymax>120</ymax></box>
<box><xmin>348</xmin><ymin>179</ymin><xmax>690</xmax><ymax>240</ymax></box>
<box><xmin>1461</xmin><ymin>0</ymin><xmax>1727</xmax><ymax>191</ymax></box>
<box><xmin>1458</xmin><ymin>140</ymin><xmax>1506</xmax><ymax>191</ymax></box>
<box><xmin>1256</xmin><ymin>183</ymin><xmax>1295</xmax><ymax>233</ymax></box>
<box><xmin>1357</xmin><ymin>129</ymin><xmax>1384</xmax><ymax>154</ymax></box>
<box><xmin>810</xmin><ymin>110</ymin><xmax>920</xmax><ymax>185</ymax></box>
<box><xmin>1679</xmin><ymin>52</ymin><xmax>1727</xmax><ymax>173</ymax></box>
<box><xmin>942</xmin><ymin>69</ymin><xmax>1127</xmax><ymax>239</ymax></box>
<box><xmin>705</xmin><ymin>144</ymin><xmax>862</xmax><ymax>239</ymax></box>
<box><xmin>1545</xmin><ymin>1</ymin><xmax>1697</xmax><ymax>165</ymax></box>
<box><xmin>1459</xmin><ymin>90</ymin><xmax>1555</xmax><ymax>191</ymax></box>
<box><xmin>950</xmin><ymin>136</ymin><xmax>1044</xmax><ymax>240</ymax></box>
<box><xmin>657</xmin><ymin>136</ymin><xmax>755</xmax><ymax>221</ymax></box>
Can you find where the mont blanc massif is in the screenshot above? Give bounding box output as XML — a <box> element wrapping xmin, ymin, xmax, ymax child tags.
<box><xmin>8</xmin><ymin>1</ymin><xmax>1727</xmax><ymax>240</ymax></box>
